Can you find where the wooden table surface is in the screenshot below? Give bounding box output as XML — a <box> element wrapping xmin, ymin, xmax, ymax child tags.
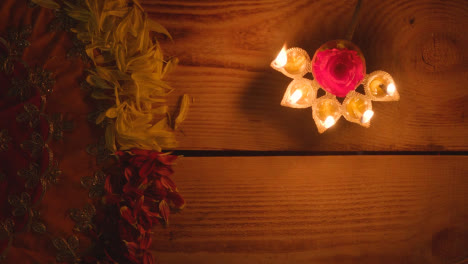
<box><xmin>148</xmin><ymin>0</ymin><xmax>466</xmax><ymax>263</ymax></box>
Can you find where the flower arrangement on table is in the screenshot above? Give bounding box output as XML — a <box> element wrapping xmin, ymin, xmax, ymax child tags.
<box><xmin>271</xmin><ymin>0</ymin><xmax>399</xmax><ymax>133</ymax></box>
<box><xmin>25</xmin><ymin>0</ymin><xmax>189</xmax><ymax>263</ymax></box>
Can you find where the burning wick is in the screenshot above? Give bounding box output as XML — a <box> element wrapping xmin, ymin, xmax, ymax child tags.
<box><xmin>378</xmin><ymin>82</ymin><xmax>396</xmax><ymax>96</ymax></box>
<box><xmin>323</xmin><ymin>116</ymin><xmax>336</xmax><ymax>128</ymax></box>
<box><xmin>361</xmin><ymin>110</ymin><xmax>374</xmax><ymax>124</ymax></box>
<box><xmin>386</xmin><ymin>83</ymin><xmax>396</xmax><ymax>96</ymax></box>
<box><xmin>274</xmin><ymin>46</ymin><xmax>287</xmax><ymax>68</ymax></box>
<box><xmin>289</xmin><ymin>90</ymin><xmax>303</xmax><ymax>104</ymax></box>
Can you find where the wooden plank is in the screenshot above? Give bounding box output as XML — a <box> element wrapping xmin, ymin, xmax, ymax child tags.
<box><xmin>141</xmin><ymin>0</ymin><xmax>468</xmax><ymax>151</ymax></box>
<box><xmin>151</xmin><ymin>156</ymin><xmax>468</xmax><ymax>264</ymax></box>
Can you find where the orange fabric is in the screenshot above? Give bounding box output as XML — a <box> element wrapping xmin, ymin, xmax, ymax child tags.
<box><xmin>0</xmin><ymin>0</ymin><xmax>98</xmax><ymax>263</ymax></box>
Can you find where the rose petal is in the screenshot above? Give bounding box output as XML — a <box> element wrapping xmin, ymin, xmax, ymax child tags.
<box><xmin>312</xmin><ymin>48</ymin><xmax>365</xmax><ymax>97</ymax></box>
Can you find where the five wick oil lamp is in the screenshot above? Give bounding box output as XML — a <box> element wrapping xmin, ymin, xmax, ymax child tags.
<box><xmin>271</xmin><ymin>0</ymin><xmax>399</xmax><ymax>133</ymax></box>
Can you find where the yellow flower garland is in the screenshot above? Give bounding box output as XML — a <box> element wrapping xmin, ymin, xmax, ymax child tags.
<box><xmin>33</xmin><ymin>0</ymin><xmax>188</xmax><ymax>152</ymax></box>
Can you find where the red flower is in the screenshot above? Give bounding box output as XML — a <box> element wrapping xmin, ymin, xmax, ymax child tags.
<box><xmin>312</xmin><ymin>40</ymin><xmax>366</xmax><ymax>97</ymax></box>
<box><xmin>116</xmin><ymin>149</ymin><xmax>185</xmax><ymax>216</ymax></box>
<box><xmin>124</xmin><ymin>233</ymin><xmax>154</xmax><ymax>264</ymax></box>
<box><xmin>94</xmin><ymin>149</ymin><xmax>184</xmax><ymax>264</ymax></box>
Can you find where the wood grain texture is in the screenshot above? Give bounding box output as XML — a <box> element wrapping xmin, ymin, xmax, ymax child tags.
<box><xmin>140</xmin><ymin>0</ymin><xmax>468</xmax><ymax>151</ymax></box>
<box><xmin>151</xmin><ymin>156</ymin><xmax>468</xmax><ymax>264</ymax></box>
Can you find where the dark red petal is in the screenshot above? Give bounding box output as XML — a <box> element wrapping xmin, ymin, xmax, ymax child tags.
<box><xmin>148</xmin><ymin>151</ymin><xmax>162</xmax><ymax>160</ymax></box>
<box><xmin>124</xmin><ymin>241</ymin><xmax>139</xmax><ymax>257</ymax></box>
<box><xmin>131</xmin><ymin>149</ymin><xmax>151</xmax><ymax>156</ymax></box>
<box><xmin>134</xmin><ymin>195</ymin><xmax>144</xmax><ymax>211</ymax></box>
<box><xmin>103</xmin><ymin>193</ymin><xmax>120</xmax><ymax>205</ymax></box>
<box><xmin>104</xmin><ymin>175</ymin><xmax>113</xmax><ymax>194</ymax></box>
<box><xmin>119</xmin><ymin>220</ymin><xmax>139</xmax><ymax>243</ymax></box>
<box><xmin>120</xmin><ymin>206</ymin><xmax>137</xmax><ymax>225</ymax></box>
<box><xmin>156</xmin><ymin>154</ymin><xmax>178</xmax><ymax>165</ymax></box>
<box><xmin>137</xmin><ymin>223</ymin><xmax>148</xmax><ymax>235</ymax></box>
<box><xmin>139</xmin><ymin>161</ymin><xmax>153</xmax><ymax>178</ymax></box>
<box><xmin>130</xmin><ymin>156</ymin><xmax>146</xmax><ymax>166</ymax></box>
<box><xmin>104</xmin><ymin>249</ymin><xmax>118</xmax><ymax>263</ymax></box>
<box><xmin>154</xmin><ymin>165</ymin><xmax>173</xmax><ymax>177</ymax></box>
<box><xmin>142</xmin><ymin>205</ymin><xmax>160</xmax><ymax>218</ymax></box>
<box><xmin>148</xmin><ymin>180</ymin><xmax>167</xmax><ymax>200</ymax></box>
<box><xmin>123</xmin><ymin>183</ymin><xmax>144</xmax><ymax>196</ymax></box>
<box><xmin>124</xmin><ymin>167</ymin><xmax>133</xmax><ymax>181</ymax></box>
<box><xmin>140</xmin><ymin>233</ymin><xmax>152</xmax><ymax>249</ymax></box>
<box><xmin>166</xmin><ymin>192</ymin><xmax>186</xmax><ymax>209</ymax></box>
<box><xmin>159</xmin><ymin>200</ymin><xmax>170</xmax><ymax>224</ymax></box>
<box><xmin>160</xmin><ymin>176</ymin><xmax>176</xmax><ymax>191</ymax></box>
<box><xmin>143</xmin><ymin>251</ymin><xmax>154</xmax><ymax>264</ymax></box>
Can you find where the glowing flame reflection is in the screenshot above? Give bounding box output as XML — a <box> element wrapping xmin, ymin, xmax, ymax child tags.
<box><xmin>361</xmin><ymin>110</ymin><xmax>374</xmax><ymax>124</ymax></box>
<box><xmin>289</xmin><ymin>89</ymin><xmax>303</xmax><ymax>104</ymax></box>
<box><xmin>323</xmin><ymin>116</ymin><xmax>336</xmax><ymax>128</ymax></box>
<box><xmin>386</xmin><ymin>83</ymin><xmax>396</xmax><ymax>96</ymax></box>
<box><xmin>274</xmin><ymin>45</ymin><xmax>287</xmax><ymax>68</ymax></box>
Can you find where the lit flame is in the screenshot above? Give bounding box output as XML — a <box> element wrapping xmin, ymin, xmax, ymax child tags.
<box><xmin>323</xmin><ymin>116</ymin><xmax>336</xmax><ymax>128</ymax></box>
<box><xmin>386</xmin><ymin>83</ymin><xmax>396</xmax><ymax>96</ymax></box>
<box><xmin>361</xmin><ymin>110</ymin><xmax>374</xmax><ymax>124</ymax></box>
<box><xmin>274</xmin><ymin>45</ymin><xmax>287</xmax><ymax>68</ymax></box>
<box><xmin>289</xmin><ymin>89</ymin><xmax>303</xmax><ymax>104</ymax></box>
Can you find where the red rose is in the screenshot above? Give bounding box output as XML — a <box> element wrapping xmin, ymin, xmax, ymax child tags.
<box><xmin>312</xmin><ymin>40</ymin><xmax>365</xmax><ymax>97</ymax></box>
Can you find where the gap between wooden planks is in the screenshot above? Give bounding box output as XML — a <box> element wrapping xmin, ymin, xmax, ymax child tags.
<box><xmin>141</xmin><ymin>0</ymin><xmax>468</xmax><ymax>151</ymax></box>
<box><xmin>151</xmin><ymin>156</ymin><xmax>468</xmax><ymax>264</ymax></box>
